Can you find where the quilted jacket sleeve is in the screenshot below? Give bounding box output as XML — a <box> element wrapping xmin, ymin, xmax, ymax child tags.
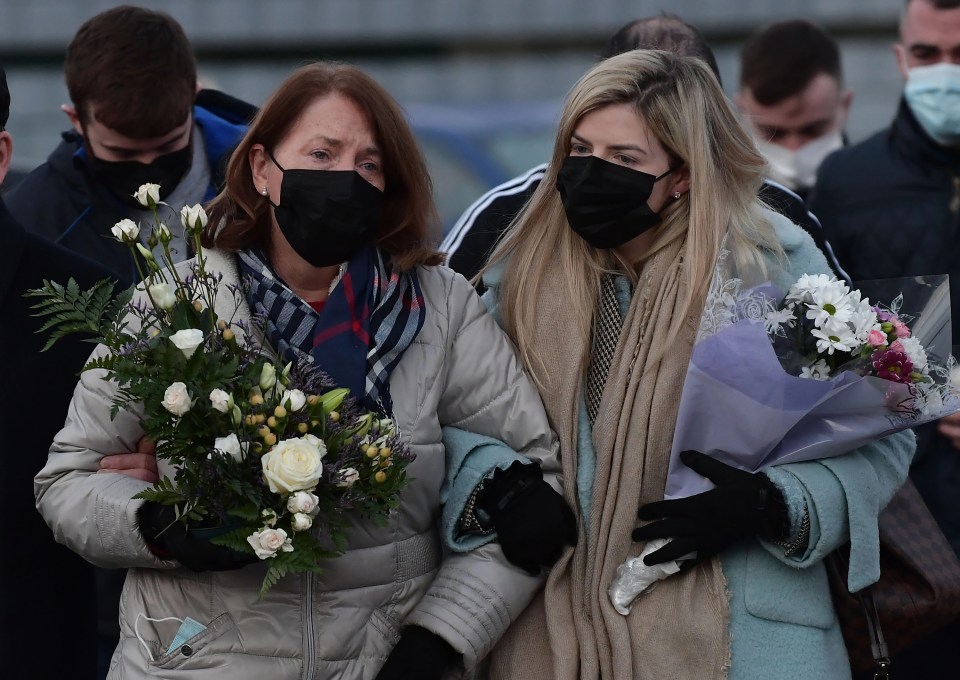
<box><xmin>33</xmin><ymin>345</ymin><xmax>175</xmax><ymax>569</ymax></box>
<box><xmin>405</xmin><ymin>267</ymin><xmax>561</xmax><ymax>669</ymax></box>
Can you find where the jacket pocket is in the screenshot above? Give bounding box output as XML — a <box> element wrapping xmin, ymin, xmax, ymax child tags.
<box><xmin>366</xmin><ymin>606</ymin><xmax>401</xmax><ymax>658</ymax></box>
<box><xmin>743</xmin><ymin>546</ymin><xmax>835</xmax><ymax>629</ymax></box>
<box><xmin>148</xmin><ymin>612</ymin><xmax>238</xmax><ymax>672</ymax></box>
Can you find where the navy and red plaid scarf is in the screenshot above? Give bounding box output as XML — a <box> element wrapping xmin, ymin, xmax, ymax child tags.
<box><xmin>238</xmin><ymin>246</ymin><xmax>426</xmax><ymax>414</ymax></box>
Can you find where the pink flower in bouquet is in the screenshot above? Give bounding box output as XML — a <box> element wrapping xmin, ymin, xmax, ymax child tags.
<box><xmin>892</xmin><ymin>320</ymin><xmax>911</xmax><ymax>338</ymax></box>
<box><xmin>867</xmin><ymin>329</ymin><xmax>887</xmax><ymax>348</ymax></box>
<box><xmin>871</xmin><ymin>349</ymin><xmax>914</xmax><ymax>384</ymax></box>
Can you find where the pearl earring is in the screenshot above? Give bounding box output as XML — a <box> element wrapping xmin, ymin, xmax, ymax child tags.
<box><xmin>261</xmin><ymin>186</ymin><xmax>269</xmax><ymax>196</ymax></box>
<box><xmin>673</xmin><ymin>192</ymin><xmax>682</xmax><ymax>199</ymax></box>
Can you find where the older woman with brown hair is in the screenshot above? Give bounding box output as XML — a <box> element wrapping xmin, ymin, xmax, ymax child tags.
<box><xmin>34</xmin><ymin>62</ymin><xmax>574</xmax><ymax>680</ymax></box>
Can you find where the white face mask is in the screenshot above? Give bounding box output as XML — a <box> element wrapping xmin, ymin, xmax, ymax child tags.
<box><xmin>754</xmin><ymin>130</ymin><xmax>844</xmax><ymax>192</ymax></box>
<box><xmin>904</xmin><ymin>62</ymin><xmax>960</xmax><ymax>147</ymax></box>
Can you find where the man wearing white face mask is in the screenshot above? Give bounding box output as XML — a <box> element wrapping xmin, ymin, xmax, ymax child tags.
<box><xmin>810</xmin><ymin>2</ymin><xmax>960</xmax><ymax>676</ymax></box>
<box><xmin>444</xmin><ymin>15</ymin><xmax>849</xmax><ymax>287</ymax></box>
<box><xmin>736</xmin><ymin>20</ymin><xmax>852</xmax><ymax>200</ymax></box>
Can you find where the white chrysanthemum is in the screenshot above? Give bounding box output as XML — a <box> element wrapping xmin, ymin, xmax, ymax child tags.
<box><xmin>786</xmin><ymin>273</ymin><xmax>838</xmax><ymax>305</ymax></box>
<box><xmin>849</xmin><ymin>300</ymin><xmax>881</xmax><ymax>342</ymax></box>
<box><xmin>799</xmin><ymin>358</ymin><xmax>832</xmax><ymax>381</ymax></box>
<box><xmin>811</xmin><ymin>320</ymin><xmax>858</xmax><ymax>355</ymax></box>
<box><xmin>919</xmin><ymin>387</ymin><xmax>944</xmax><ymax>419</ymax></box>
<box><xmin>898</xmin><ymin>336</ymin><xmax>929</xmax><ymax>373</ymax></box>
<box><xmin>806</xmin><ymin>281</ymin><xmax>856</xmax><ymax>327</ymax></box>
<box><xmin>764</xmin><ymin>307</ymin><xmax>796</xmax><ymax>334</ymax></box>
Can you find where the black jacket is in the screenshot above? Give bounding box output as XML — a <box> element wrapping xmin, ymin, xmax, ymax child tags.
<box><xmin>0</xmin><ymin>199</ymin><xmax>115</xmax><ymax>677</ymax></box>
<box><xmin>4</xmin><ymin>89</ymin><xmax>255</xmax><ymax>287</ymax></box>
<box><xmin>810</xmin><ymin>101</ymin><xmax>960</xmax><ymax>556</ymax></box>
<box><xmin>442</xmin><ymin>163</ymin><xmax>849</xmax><ymax>290</ymax></box>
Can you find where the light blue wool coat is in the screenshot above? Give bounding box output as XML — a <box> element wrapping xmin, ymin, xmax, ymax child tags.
<box><xmin>441</xmin><ymin>210</ymin><xmax>916</xmax><ymax>680</ymax></box>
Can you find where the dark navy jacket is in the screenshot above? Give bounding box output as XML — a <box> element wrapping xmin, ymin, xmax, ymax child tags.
<box><xmin>810</xmin><ymin>100</ymin><xmax>960</xmax><ymax>557</ymax></box>
<box><xmin>0</xmin><ymin>198</ymin><xmax>113</xmax><ymax>677</ymax></box>
<box><xmin>5</xmin><ymin>90</ymin><xmax>254</xmax><ymax>287</ymax></box>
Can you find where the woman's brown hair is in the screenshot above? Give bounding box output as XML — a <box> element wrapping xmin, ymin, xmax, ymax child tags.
<box><xmin>204</xmin><ymin>62</ymin><xmax>442</xmax><ymax>270</ymax></box>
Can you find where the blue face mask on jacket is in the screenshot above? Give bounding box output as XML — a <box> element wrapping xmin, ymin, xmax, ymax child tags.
<box><xmin>904</xmin><ymin>62</ymin><xmax>960</xmax><ymax>146</ymax></box>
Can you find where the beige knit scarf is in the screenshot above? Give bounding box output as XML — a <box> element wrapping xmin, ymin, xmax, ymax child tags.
<box><xmin>489</xmin><ymin>237</ymin><xmax>730</xmax><ymax>680</ymax></box>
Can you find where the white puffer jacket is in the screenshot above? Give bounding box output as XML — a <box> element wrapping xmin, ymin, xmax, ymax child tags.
<box><xmin>34</xmin><ymin>248</ymin><xmax>559</xmax><ymax>680</ymax></box>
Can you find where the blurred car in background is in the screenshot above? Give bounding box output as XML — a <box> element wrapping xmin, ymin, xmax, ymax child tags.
<box><xmin>405</xmin><ymin>100</ymin><xmax>559</xmax><ymax>237</ymax></box>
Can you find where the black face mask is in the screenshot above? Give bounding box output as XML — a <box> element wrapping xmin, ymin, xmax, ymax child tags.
<box><xmin>267</xmin><ymin>151</ymin><xmax>384</xmax><ymax>268</ymax></box>
<box><xmin>555</xmin><ymin>155</ymin><xmax>673</xmax><ymax>249</ymax></box>
<box><xmin>90</xmin><ymin>143</ymin><xmax>193</xmax><ymax>206</ymax></box>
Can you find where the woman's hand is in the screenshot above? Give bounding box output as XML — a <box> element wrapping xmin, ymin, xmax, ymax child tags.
<box><xmin>374</xmin><ymin>626</ymin><xmax>460</xmax><ymax>680</ymax></box>
<box><xmin>98</xmin><ymin>436</ymin><xmax>158</xmax><ymax>483</ymax></box>
<box><xmin>136</xmin><ymin>501</ymin><xmax>257</xmax><ymax>571</ymax></box>
<box><xmin>477</xmin><ymin>460</ymin><xmax>578</xmax><ymax>575</ymax></box>
<box><xmin>632</xmin><ymin>450</ymin><xmax>788</xmax><ymax>565</ymax></box>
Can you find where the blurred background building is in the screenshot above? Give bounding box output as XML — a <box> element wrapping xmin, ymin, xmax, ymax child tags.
<box><xmin>1</xmin><ymin>0</ymin><xmax>905</xmax><ymax>233</ymax></box>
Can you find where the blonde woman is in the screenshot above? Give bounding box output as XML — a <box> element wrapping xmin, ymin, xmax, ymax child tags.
<box><xmin>479</xmin><ymin>50</ymin><xmax>914</xmax><ymax>680</ymax></box>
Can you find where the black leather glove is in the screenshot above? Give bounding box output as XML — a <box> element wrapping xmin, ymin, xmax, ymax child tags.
<box><xmin>136</xmin><ymin>501</ymin><xmax>256</xmax><ymax>572</ymax></box>
<box><xmin>477</xmin><ymin>460</ymin><xmax>578</xmax><ymax>576</ymax></box>
<box><xmin>375</xmin><ymin>626</ymin><xmax>460</xmax><ymax>680</ymax></box>
<box><xmin>632</xmin><ymin>450</ymin><xmax>789</xmax><ymax>566</ymax></box>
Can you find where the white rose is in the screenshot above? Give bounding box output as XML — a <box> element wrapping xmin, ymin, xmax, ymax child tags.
<box><xmin>261</xmin><ymin>436</ymin><xmax>325</xmax><ymax>494</ymax></box>
<box><xmin>133</xmin><ymin>183</ymin><xmax>161</xmax><ymax>208</ymax></box>
<box><xmin>282</xmin><ymin>389</ymin><xmax>307</xmax><ymax>412</ymax></box>
<box><xmin>180</xmin><ymin>204</ymin><xmax>209</xmax><ymax>233</ymax></box>
<box><xmin>170</xmin><ymin>328</ymin><xmax>204</xmax><ymax>359</ymax></box>
<box><xmin>209</xmin><ymin>388</ymin><xmax>231</xmax><ymax>413</ymax></box>
<box><xmin>110</xmin><ymin>218</ymin><xmax>139</xmax><ymax>243</ymax></box>
<box><xmin>291</xmin><ymin>512</ymin><xmax>313</xmax><ymax>532</ymax></box>
<box><xmin>161</xmin><ymin>382</ymin><xmax>192</xmax><ymax>416</ymax></box>
<box><xmin>213</xmin><ymin>433</ymin><xmax>246</xmax><ymax>461</ymax></box>
<box><xmin>302</xmin><ymin>433</ymin><xmax>326</xmax><ymax>453</ymax></box>
<box><xmin>259</xmin><ymin>363</ymin><xmax>277</xmax><ymax>391</ymax></box>
<box><xmin>148</xmin><ymin>282</ymin><xmax>176</xmax><ymax>311</ymax></box>
<box><xmin>261</xmin><ymin>508</ymin><xmax>278</xmax><ymax>527</ymax></box>
<box><xmin>135</xmin><ymin>242</ymin><xmax>157</xmax><ymax>264</ymax></box>
<box><xmin>286</xmin><ymin>491</ymin><xmax>319</xmax><ymax>515</ymax></box>
<box><xmin>246</xmin><ymin>527</ymin><xmax>293</xmax><ymax>559</ymax></box>
<box><xmin>337</xmin><ymin>467</ymin><xmax>360</xmax><ymax>488</ymax></box>
<box><xmin>156</xmin><ymin>222</ymin><xmax>172</xmax><ymax>244</ymax></box>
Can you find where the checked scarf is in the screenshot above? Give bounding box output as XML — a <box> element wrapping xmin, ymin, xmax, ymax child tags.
<box><xmin>238</xmin><ymin>246</ymin><xmax>426</xmax><ymax>414</ymax></box>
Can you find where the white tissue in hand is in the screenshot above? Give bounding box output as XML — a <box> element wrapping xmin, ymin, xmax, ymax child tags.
<box><xmin>608</xmin><ymin>538</ymin><xmax>684</xmax><ymax>615</ymax></box>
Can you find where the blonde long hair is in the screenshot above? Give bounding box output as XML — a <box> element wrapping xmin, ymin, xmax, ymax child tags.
<box><xmin>483</xmin><ymin>49</ymin><xmax>783</xmax><ymax>387</ymax></box>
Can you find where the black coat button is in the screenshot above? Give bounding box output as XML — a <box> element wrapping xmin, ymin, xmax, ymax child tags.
<box><xmin>181</xmin><ymin>644</ymin><xmax>193</xmax><ymax>657</ymax></box>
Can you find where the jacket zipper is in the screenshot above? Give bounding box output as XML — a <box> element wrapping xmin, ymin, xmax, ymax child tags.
<box><xmin>950</xmin><ymin>175</ymin><xmax>960</xmax><ymax>213</ymax></box>
<box><xmin>304</xmin><ymin>573</ymin><xmax>316</xmax><ymax>680</ymax></box>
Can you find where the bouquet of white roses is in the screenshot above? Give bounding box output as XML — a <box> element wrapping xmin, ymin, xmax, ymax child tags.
<box><xmin>28</xmin><ymin>183</ymin><xmax>414</xmax><ymax>596</ymax></box>
<box><xmin>608</xmin><ymin>251</ymin><xmax>960</xmax><ymax>614</ymax></box>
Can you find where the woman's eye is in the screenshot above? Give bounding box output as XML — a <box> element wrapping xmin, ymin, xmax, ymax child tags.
<box><xmin>359</xmin><ymin>161</ymin><xmax>380</xmax><ymax>174</ymax></box>
<box><xmin>311</xmin><ymin>150</ymin><xmax>329</xmax><ymax>161</ymax></box>
<box><xmin>614</xmin><ymin>154</ymin><xmax>636</xmax><ymax>166</ymax></box>
<box><xmin>570</xmin><ymin>144</ymin><xmax>589</xmax><ymax>155</ymax></box>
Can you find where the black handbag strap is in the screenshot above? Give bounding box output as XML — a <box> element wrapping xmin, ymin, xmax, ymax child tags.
<box><xmin>855</xmin><ymin>587</ymin><xmax>891</xmax><ymax>680</ymax></box>
<box><xmin>828</xmin><ymin>552</ymin><xmax>892</xmax><ymax>679</ymax></box>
